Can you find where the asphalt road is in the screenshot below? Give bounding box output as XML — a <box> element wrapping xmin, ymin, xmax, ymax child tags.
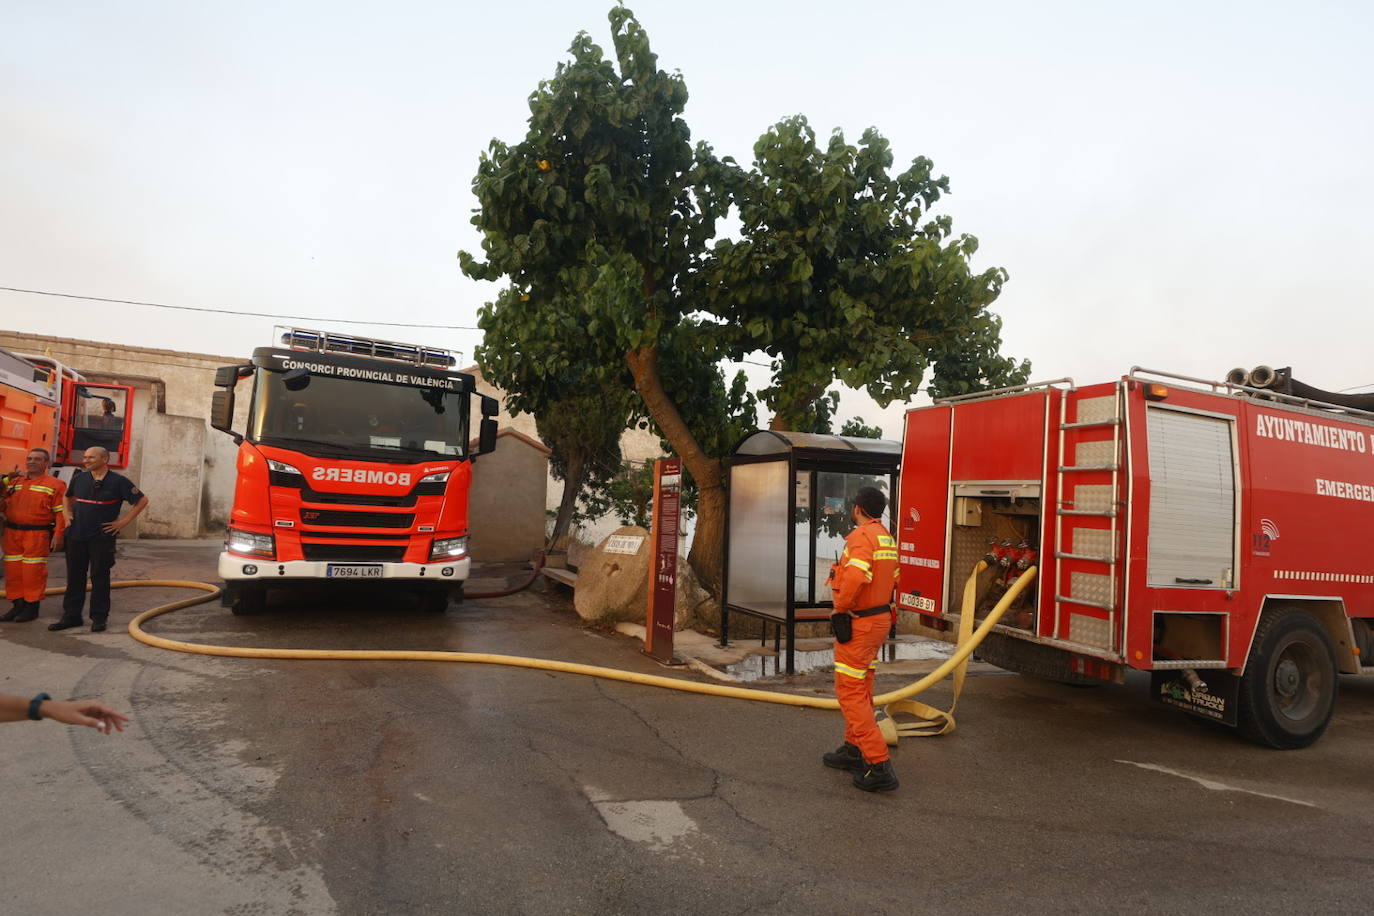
<box><xmin>2</xmin><ymin>542</ymin><xmax>1372</xmax><ymax>915</ymax></box>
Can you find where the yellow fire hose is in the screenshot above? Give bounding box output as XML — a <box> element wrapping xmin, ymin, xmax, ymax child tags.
<box><xmin>45</xmin><ymin>563</ymin><xmax>1035</xmax><ymax>743</ymax></box>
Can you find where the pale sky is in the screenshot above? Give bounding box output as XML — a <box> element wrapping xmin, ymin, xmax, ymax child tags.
<box><xmin>4</xmin><ymin>1</ymin><xmax>1372</xmax><ymax>438</ymax></box>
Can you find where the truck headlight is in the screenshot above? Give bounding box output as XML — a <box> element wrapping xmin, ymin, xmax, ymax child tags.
<box><xmin>431</xmin><ymin>536</ymin><xmax>468</xmax><ymax>560</ymax></box>
<box><xmin>268</xmin><ymin>459</ymin><xmax>303</xmax><ymax>475</ymax></box>
<box><xmin>419</xmin><ymin>470</ymin><xmax>450</xmax><ymax>483</ymax></box>
<box><xmin>227</xmin><ymin>528</ymin><xmax>276</xmax><ymax>558</ymax></box>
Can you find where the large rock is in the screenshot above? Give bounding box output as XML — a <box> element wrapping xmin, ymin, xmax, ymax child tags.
<box><xmin>573</xmin><ymin>526</ymin><xmax>651</xmax><ymax>623</ymax></box>
<box><xmin>573</xmin><ymin>526</ymin><xmax>711</xmax><ymax>628</ymax></box>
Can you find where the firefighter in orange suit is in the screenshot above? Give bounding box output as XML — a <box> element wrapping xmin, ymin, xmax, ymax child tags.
<box><xmin>822</xmin><ymin>486</ymin><xmax>900</xmax><ymax>792</ymax></box>
<box><xmin>0</xmin><ymin>449</ymin><xmax>67</xmax><ymax>623</ymax></box>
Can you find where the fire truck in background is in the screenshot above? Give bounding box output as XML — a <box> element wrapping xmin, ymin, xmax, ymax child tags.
<box><xmin>898</xmin><ymin>366</ymin><xmax>1374</xmax><ymax>748</ymax></box>
<box><xmin>210</xmin><ymin>328</ymin><xmax>498</xmax><ymax>615</ymax></box>
<box><xmin>0</xmin><ymin>346</ymin><xmax>135</xmax><ymax>480</ymax></box>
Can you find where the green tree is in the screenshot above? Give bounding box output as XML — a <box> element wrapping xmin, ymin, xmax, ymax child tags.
<box><xmin>460</xmin><ymin>8</ymin><xmax>743</xmax><ymax>592</ymax></box>
<box><xmin>697</xmin><ymin>116</ymin><xmax>1028</xmax><ymax>430</ymax></box>
<box><xmin>475</xmin><ymin>285</ymin><xmax>637</xmax><ymax>546</ymax></box>
<box><xmin>461</xmin><ymin>5</ymin><xmax>1024</xmax><ymax>595</ymax></box>
<box><xmin>838</xmin><ymin>416</ymin><xmax>884</xmax><ymax>439</ymax></box>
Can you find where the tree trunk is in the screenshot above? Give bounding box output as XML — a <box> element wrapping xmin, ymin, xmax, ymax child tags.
<box><xmin>548</xmin><ymin>451</ymin><xmax>588</xmax><ymax>548</ymax></box>
<box><xmin>625</xmin><ymin>345</ymin><xmax>726</xmax><ymax>596</ymax></box>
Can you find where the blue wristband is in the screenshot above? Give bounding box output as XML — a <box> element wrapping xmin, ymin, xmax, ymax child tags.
<box><xmin>28</xmin><ymin>693</ymin><xmax>50</xmax><ymax>721</ymax></box>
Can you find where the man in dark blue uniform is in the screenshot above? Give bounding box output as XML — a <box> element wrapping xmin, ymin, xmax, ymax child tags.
<box><xmin>52</xmin><ymin>447</ymin><xmax>149</xmax><ymax>633</ymax></box>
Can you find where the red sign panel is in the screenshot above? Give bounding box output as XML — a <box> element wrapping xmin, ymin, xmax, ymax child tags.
<box><xmin>644</xmin><ymin>458</ymin><xmax>681</xmax><ymax>663</ymax></box>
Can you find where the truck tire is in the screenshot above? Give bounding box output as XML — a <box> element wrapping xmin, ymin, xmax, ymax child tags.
<box><xmin>418</xmin><ymin>588</ymin><xmax>449</xmax><ymax>613</ymax></box>
<box><xmin>1237</xmin><ymin>610</ymin><xmax>1338</xmax><ymax>749</ymax></box>
<box><xmin>230</xmin><ymin>586</ymin><xmax>267</xmax><ymax>616</ymax></box>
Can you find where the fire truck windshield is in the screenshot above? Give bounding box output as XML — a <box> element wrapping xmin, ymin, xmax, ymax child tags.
<box><xmin>249</xmin><ymin>371</ymin><xmax>468</xmax><ymax>460</ymax></box>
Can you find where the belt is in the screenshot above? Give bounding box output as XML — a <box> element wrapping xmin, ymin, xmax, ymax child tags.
<box><xmin>851</xmin><ymin>604</ymin><xmax>892</xmax><ymax>618</ymax></box>
<box><xmin>4</xmin><ymin>522</ymin><xmax>55</xmax><ymax>532</ymax></box>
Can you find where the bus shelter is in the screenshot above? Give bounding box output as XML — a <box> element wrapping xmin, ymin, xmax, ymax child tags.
<box><xmin>721</xmin><ymin>430</ymin><xmax>901</xmax><ymax>674</ymax></box>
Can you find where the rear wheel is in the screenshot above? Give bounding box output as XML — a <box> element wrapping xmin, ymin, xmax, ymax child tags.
<box><xmin>1237</xmin><ymin>610</ymin><xmax>1337</xmax><ymax>749</ymax></box>
<box><xmin>230</xmin><ymin>586</ymin><xmax>267</xmax><ymax>616</ymax></box>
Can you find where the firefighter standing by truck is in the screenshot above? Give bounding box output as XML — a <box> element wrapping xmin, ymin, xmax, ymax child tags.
<box><xmin>822</xmin><ymin>486</ymin><xmax>901</xmax><ymax>792</ymax></box>
<box><xmin>0</xmin><ymin>448</ymin><xmax>67</xmax><ymax>623</ymax></box>
<box><xmin>51</xmin><ymin>446</ymin><xmax>148</xmax><ymax>633</ymax></box>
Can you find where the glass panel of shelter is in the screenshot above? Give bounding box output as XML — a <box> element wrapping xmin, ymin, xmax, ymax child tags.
<box><xmin>794</xmin><ymin>467</ymin><xmax>892</xmax><ymax>607</ymax></box>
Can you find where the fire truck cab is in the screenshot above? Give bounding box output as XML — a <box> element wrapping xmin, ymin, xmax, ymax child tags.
<box><xmin>211</xmin><ymin>328</ymin><xmax>498</xmax><ymax>615</ymax></box>
<box><xmin>898</xmin><ymin>367</ymin><xmax>1374</xmax><ymax>748</ymax></box>
<box><xmin>1</xmin><ymin>346</ymin><xmax>135</xmax><ymax>479</ymax></box>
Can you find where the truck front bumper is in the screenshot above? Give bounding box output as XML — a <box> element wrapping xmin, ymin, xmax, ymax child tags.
<box><xmin>218</xmin><ymin>552</ymin><xmax>470</xmax><ymax>584</ymax></box>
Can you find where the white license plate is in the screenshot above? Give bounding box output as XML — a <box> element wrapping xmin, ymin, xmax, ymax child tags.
<box><xmin>899</xmin><ymin>593</ymin><xmax>936</xmax><ymax>612</ymax></box>
<box><xmin>327</xmin><ymin>564</ymin><xmax>383</xmax><ymax>579</ymax></box>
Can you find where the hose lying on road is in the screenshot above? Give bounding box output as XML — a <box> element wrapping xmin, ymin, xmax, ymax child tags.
<box><xmin>43</xmin><ymin>563</ymin><xmax>1035</xmax><ymax>742</ymax></box>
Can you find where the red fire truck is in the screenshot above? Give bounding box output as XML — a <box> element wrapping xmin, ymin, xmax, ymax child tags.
<box><xmin>1</xmin><ymin>346</ymin><xmax>136</xmax><ymax>480</ymax></box>
<box><xmin>210</xmin><ymin>328</ymin><xmax>498</xmax><ymax>615</ymax></box>
<box><xmin>897</xmin><ymin>367</ymin><xmax>1374</xmax><ymax>748</ymax></box>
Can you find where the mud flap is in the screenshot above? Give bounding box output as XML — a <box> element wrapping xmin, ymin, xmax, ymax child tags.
<box><xmin>1151</xmin><ymin>670</ymin><xmax>1239</xmax><ymax>726</ymax></box>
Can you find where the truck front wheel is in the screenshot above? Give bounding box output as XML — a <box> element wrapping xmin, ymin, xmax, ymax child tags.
<box><xmin>418</xmin><ymin>587</ymin><xmax>450</xmax><ymax>613</ymax></box>
<box><xmin>230</xmin><ymin>586</ymin><xmax>267</xmax><ymax>616</ymax></box>
<box><xmin>1237</xmin><ymin>610</ymin><xmax>1338</xmax><ymax>749</ymax></box>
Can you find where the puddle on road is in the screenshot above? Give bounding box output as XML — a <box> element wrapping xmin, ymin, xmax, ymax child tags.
<box><xmin>723</xmin><ymin>638</ymin><xmax>954</xmax><ymax>681</ymax></box>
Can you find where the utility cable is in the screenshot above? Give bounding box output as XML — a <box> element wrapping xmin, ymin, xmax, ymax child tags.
<box><xmin>0</xmin><ymin>286</ymin><xmax>480</xmax><ymax>331</ymax></box>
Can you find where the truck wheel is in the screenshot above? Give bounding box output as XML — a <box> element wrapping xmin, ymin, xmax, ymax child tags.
<box><xmin>419</xmin><ymin>588</ymin><xmax>449</xmax><ymax>613</ymax></box>
<box><xmin>231</xmin><ymin>586</ymin><xmax>267</xmax><ymax>616</ymax></box>
<box><xmin>1237</xmin><ymin>610</ymin><xmax>1338</xmax><ymax>749</ymax></box>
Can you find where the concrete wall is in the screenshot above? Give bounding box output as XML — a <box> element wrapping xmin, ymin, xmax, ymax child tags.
<box><xmin>138</xmin><ymin>412</ymin><xmax>207</xmax><ymax>537</ymax></box>
<box><xmin>467</xmin><ymin>429</ymin><xmax>550</xmax><ymax>563</ymax></box>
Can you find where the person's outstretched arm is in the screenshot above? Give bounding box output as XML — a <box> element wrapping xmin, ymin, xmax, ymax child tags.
<box><xmin>0</xmin><ymin>693</ymin><xmax>130</xmax><ymax>734</ymax></box>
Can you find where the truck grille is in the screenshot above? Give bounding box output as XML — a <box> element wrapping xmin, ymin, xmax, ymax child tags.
<box><xmin>297</xmin><ymin>509</ymin><xmax>414</xmax><ymax>528</ymax></box>
<box><xmin>301</xmin><ymin>544</ymin><xmax>407</xmax><ymax>563</ymax></box>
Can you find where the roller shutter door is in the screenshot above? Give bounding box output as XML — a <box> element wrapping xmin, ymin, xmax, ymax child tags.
<box><xmin>1146</xmin><ymin>408</ymin><xmax>1236</xmax><ymax>588</ymax></box>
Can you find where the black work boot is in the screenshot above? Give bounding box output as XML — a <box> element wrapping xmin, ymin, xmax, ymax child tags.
<box><xmin>0</xmin><ymin>601</ymin><xmax>23</xmax><ymax>622</ymax></box>
<box><xmin>90</xmin><ymin>619</ymin><xmax>108</xmax><ymax>633</ymax></box>
<box><xmin>12</xmin><ymin>600</ymin><xmax>39</xmax><ymax>623</ymax></box>
<box><xmin>822</xmin><ymin>742</ymin><xmax>864</xmax><ymax>772</ymax></box>
<box><xmin>852</xmin><ymin>758</ymin><xmax>900</xmax><ymax>793</ymax></box>
<box><xmin>48</xmin><ymin>617</ymin><xmax>83</xmax><ymax>631</ymax></box>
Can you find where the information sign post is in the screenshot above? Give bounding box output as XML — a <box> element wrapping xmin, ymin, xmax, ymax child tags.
<box><xmin>644</xmin><ymin>457</ymin><xmax>682</xmax><ymax>664</ymax></box>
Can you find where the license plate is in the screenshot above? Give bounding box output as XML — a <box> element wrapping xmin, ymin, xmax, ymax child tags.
<box><xmin>899</xmin><ymin>593</ymin><xmax>936</xmax><ymax>612</ymax></box>
<box><xmin>327</xmin><ymin>564</ymin><xmax>383</xmax><ymax>579</ymax></box>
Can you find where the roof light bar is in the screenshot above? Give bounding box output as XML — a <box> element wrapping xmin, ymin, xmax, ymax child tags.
<box><xmin>277</xmin><ymin>326</ymin><xmax>457</xmax><ymax>369</ymax></box>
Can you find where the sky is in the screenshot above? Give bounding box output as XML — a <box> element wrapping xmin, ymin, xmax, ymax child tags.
<box><xmin>3</xmin><ymin>0</ymin><xmax>1372</xmax><ymax>439</ymax></box>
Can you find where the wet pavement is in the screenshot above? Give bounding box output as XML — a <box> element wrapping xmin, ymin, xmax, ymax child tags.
<box><xmin>3</xmin><ymin>540</ymin><xmax>1374</xmax><ymax>915</ymax></box>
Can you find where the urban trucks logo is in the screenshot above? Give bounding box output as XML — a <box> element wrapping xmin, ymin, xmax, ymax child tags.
<box><xmin>1152</xmin><ymin>671</ymin><xmax>1238</xmax><ymax>725</ymax></box>
<box><xmin>311</xmin><ymin>467</ymin><xmax>412</xmax><ymax>486</ymax></box>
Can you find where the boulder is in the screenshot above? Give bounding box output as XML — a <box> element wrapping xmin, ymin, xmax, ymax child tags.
<box><xmin>572</xmin><ymin>528</ymin><xmax>715</xmax><ymax>628</ymax></box>
<box><xmin>573</xmin><ymin>526</ymin><xmax>650</xmax><ymax>623</ymax></box>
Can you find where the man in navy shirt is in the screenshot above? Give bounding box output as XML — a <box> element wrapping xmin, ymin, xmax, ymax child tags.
<box><xmin>52</xmin><ymin>447</ymin><xmax>149</xmax><ymax>633</ymax></box>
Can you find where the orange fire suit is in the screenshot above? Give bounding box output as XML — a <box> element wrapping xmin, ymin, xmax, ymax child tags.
<box><xmin>2</xmin><ymin>473</ymin><xmax>67</xmax><ymax>602</ymax></box>
<box><xmin>829</xmin><ymin>517</ymin><xmax>900</xmax><ymax>764</ymax></box>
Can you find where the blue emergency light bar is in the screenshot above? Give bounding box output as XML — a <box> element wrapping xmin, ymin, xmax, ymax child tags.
<box><xmin>278</xmin><ymin>327</ymin><xmax>457</xmax><ymax>369</ymax></box>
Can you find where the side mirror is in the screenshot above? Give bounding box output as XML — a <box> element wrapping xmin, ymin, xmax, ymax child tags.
<box><xmin>215</xmin><ymin>364</ymin><xmax>254</xmax><ymax>387</ymax></box>
<box><xmin>481</xmin><ymin>395</ymin><xmax>499</xmax><ymax>418</ymax></box>
<box><xmin>478</xmin><ymin>417</ymin><xmax>497</xmax><ymax>455</ymax></box>
<box><xmin>210</xmin><ymin>389</ymin><xmax>241</xmax><ymax>443</ymax></box>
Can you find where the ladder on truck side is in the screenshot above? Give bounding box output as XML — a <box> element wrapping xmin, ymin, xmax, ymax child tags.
<box><xmin>1053</xmin><ymin>383</ymin><xmax>1126</xmax><ymax>656</ymax></box>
